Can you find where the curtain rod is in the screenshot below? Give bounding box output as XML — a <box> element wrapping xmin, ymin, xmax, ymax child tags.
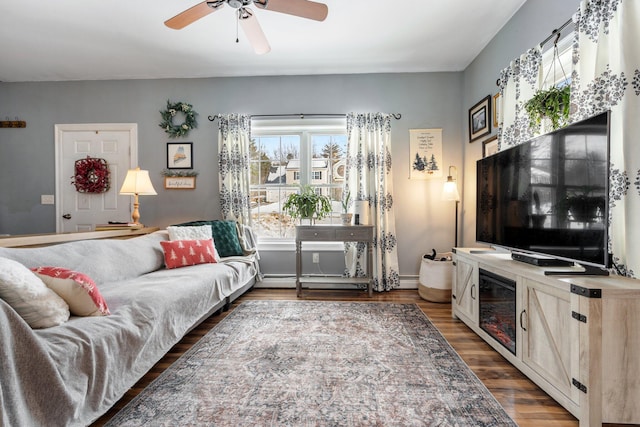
<box><xmin>539</xmin><ymin>18</ymin><xmax>573</xmax><ymax>48</ymax></box>
<box><xmin>207</xmin><ymin>112</ymin><xmax>402</xmax><ymax>121</ymax></box>
<box><xmin>496</xmin><ymin>18</ymin><xmax>574</xmax><ymax>87</ymax></box>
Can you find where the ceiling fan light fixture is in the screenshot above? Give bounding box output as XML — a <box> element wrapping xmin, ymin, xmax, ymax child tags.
<box><xmin>227</xmin><ymin>0</ymin><xmax>249</xmax><ymax>8</ymax></box>
<box><xmin>206</xmin><ymin>0</ymin><xmax>227</xmax><ymax>9</ymax></box>
<box><xmin>238</xmin><ymin>7</ymin><xmax>271</xmax><ymax>55</ymax></box>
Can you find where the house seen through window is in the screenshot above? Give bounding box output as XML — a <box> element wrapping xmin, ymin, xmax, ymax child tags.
<box><xmin>250</xmin><ymin>118</ymin><xmax>347</xmax><ymax>239</ymax></box>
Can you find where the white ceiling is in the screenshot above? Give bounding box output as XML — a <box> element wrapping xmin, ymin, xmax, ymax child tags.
<box><xmin>0</xmin><ymin>0</ymin><xmax>526</xmax><ymax>83</ymax></box>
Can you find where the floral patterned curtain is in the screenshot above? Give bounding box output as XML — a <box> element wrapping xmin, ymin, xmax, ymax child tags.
<box><xmin>344</xmin><ymin>113</ymin><xmax>400</xmax><ymax>292</ymax></box>
<box><xmin>571</xmin><ymin>0</ymin><xmax>640</xmax><ymax>277</ymax></box>
<box><xmin>497</xmin><ymin>46</ymin><xmax>543</xmax><ymax>150</ymax></box>
<box><xmin>218</xmin><ymin>114</ymin><xmax>251</xmax><ymax>224</ymax></box>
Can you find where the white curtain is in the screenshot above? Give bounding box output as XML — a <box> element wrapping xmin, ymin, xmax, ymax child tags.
<box><xmin>571</xmin><ymin>0</ymin><xmax>640</xmax><ymax>277</ymax></box>
<box><xmin>497</xmin><ymin>46</ymin><xmax>543</xmax><ymax>150</ymax></box>
<box><xmin>217</xmin><ymin>114</ymin><xmax>251</xmax><ymax>224</ymax></box>
<box><xmin>344</xmin><ymin>113</ymin><xmax>400</xmax><ymax>292</ymax></box>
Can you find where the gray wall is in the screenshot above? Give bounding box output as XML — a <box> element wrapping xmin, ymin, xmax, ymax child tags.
<box><xmin>0</xmin><ymin>0</ymin><xmax>581</xmax><ymax>277</ymax></box>
<box><xmin>0</xmin><ymin>72</ymin><xmax>463</xmax><ymax>277</ymax></box>
<box><xmin>460</xmin><ymin>0</ymin><xmax>579</xmax><ymax>246</ymax></box>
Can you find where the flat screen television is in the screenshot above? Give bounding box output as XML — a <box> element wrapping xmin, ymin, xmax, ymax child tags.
<box><xmin>476</xmin><ymin>111</ymin><xmax>610</xmax><ymax>270</ymax></box>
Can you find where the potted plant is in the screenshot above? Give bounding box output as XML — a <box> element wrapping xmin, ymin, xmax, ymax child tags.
<box><xmin>524</xmin><ymin>85</ymin><xmax>570</xmax><ymax>131</ymax></box>
<box><xmin>340</xmin><ymin>191</ymin><xmax>353</xmax><ymax>225</ymax></box>
<box><xmin>282</xmin><ymin>184</ymin><xmax>332</xmax><ymax>225</ymax></box>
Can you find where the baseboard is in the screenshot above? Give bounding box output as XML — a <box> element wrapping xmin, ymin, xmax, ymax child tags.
<box><xmin>255</xmin><ymin>276</ymin><xmax>419</xmax><ymax>289</ymax></box>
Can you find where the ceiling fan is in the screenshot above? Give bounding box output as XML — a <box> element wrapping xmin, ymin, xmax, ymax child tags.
<box><xmin>165</xmin><ymin>0</ymin><xmax>329</xmax><ymax>55</ymax></box>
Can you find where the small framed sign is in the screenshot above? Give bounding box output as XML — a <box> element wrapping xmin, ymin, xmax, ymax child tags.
<box><xmin>164</xmin><ymin>176</ymin><xmax>196</xmax><ymax>189</ymax></box>
<box><xmin>482</xmin><ymin>135</ymin><xmax>499</xmax><ymax>158</ymax></box>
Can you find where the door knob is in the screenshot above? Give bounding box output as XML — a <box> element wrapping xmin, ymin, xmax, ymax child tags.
<box><xmin>62</xmin><ymin>213</ymin><xmax>72</xmax><ymax>219</ymax></box>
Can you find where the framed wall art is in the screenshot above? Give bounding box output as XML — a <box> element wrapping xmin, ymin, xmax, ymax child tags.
<box><xmin>482</xmin><ymin>135</ymin><xmax>499</xmax><ymax>158</ymax></box>
<box><xmin>492</xmin><ymin>92</ymin><xmax>501</xmax><ymax>128</ymax></box>
<box><xmin>469</xmin><ymin>95</ymin><xmax>491</xmax><ymax>142</ymax></box>
<box><xmin>409</xmin><ymin>128</ymin><xmax>443</xmax><ymax>179</ymax></box>
<box><xmin>167</xmin><ymin>142</ymin><xmax>193</xmax><ymax>169</ymax></box>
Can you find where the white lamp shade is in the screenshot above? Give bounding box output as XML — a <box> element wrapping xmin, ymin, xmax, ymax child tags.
<box><xmin>119</xmin><ymin>168</ymin><xmax>157</xmax><ymax>195</ymax></box>
<box><xmin>442</xmin><ymin>180</ymin><xmax>460</xmax><ymax>202</ymax></box>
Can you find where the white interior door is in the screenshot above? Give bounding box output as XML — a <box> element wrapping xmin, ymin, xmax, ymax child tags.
<box><xmin>55</xmin><ymin>124</ymin><xmax>138</xmax><ymax>232</ymax></box>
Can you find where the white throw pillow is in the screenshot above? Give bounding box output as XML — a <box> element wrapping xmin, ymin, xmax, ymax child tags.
<box><xmin>166</xmin><ymin>225</ymin><xmax>220</xmax><ymax>261</ymax></box>
<box><xmin>167</xmin><ymin>225</ymin><xmax>212</xmax><ymax>241</ymax></box>
<box><xmin>0</xmin><ymin>257</ymin><xmax>70</xmax><ymax>328</ymax></box>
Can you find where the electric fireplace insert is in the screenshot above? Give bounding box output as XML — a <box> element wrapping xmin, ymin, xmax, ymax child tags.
<box><xmin>478</xmin><ymin>268</ymin><xmax>516</xmax><ymax>355</ymax></box>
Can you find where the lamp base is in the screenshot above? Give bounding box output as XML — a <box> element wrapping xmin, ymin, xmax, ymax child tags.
<box><xmin>131</xmin><ymin>194</ymin><xmax>141</xmax><ymax>225</ymax></box>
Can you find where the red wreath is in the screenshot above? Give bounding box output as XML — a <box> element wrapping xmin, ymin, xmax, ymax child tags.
<box><xmin>71</xmin><ymin>156</ymin><xmax>111</xmax><ymax>193</ymax></box>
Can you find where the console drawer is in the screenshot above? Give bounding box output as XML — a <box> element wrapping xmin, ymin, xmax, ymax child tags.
<box><xmin>335</xmin><ymin>227</ymin><xmax>371</xmax><ymax>241</ymax></box>
<box><xmin>296</xmin><ymin>228</ymin><xmax>335</xmax><ymax>240</ymax></box>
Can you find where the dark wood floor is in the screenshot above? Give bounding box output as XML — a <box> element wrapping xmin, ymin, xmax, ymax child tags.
<box><xmin>93</xmin><ymin>288</ymin><xmax>583</xmax><ymax>427</ymax></box>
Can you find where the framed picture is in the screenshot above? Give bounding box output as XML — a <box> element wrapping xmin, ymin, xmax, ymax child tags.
<box><xmin>469</xmin><ymin>95</ymin><xmax>491</xmax><ymax>142</ymax></box>
<box><xmin>164</xmin><ymin>176</ymin><xmax>196</xmax><ymax>189</ymax></box>
<box><xmin>482</xmin><ymin>135</ymin><xmax>499</xmax><ymax>158</ymax></box>
<box><xmin>492</xmin><ymin>92</ymin><xmax>501</xmax><ymax>128</ymax></box>
<box><xmin>167</xmin><ymin>142</ymin><xmax>193</xmax><ymax>169</ymax></box>
<box><xmin>409</xmin><ymin>128</ymin><xmax>443</xmax><ymax>180</ymax></box>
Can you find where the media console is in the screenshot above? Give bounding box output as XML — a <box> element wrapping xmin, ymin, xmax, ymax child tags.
<box><xmin>452</xmin><ymin>247</ymin><xmax>640</xmax><ymax>427</ymax></box>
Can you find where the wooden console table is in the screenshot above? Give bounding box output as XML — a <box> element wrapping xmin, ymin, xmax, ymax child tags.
<box><xmin>0</xmin><ymin>227</ymin><xmax>159</xmax><ymax>248</ymax></box>
<box><xmin>295</xmin><ymin>225</ymin><xmax>373</xmax><ymax>297</ymax></box>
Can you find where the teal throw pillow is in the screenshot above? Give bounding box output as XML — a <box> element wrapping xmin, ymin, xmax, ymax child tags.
<box><xmin>172</xmin><ymin>220</ymin><xmax>243</xmax><ymax>257</ymax></box>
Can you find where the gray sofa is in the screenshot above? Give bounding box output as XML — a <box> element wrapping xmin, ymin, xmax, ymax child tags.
<box><xmin>0</xmin><ymin>229</ymin><xmax>259</xmax><ymax>427</ymax></box>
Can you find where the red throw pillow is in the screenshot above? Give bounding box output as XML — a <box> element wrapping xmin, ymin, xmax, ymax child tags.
<box><xmin>31</xmin><ymin>267</ymin><xmax>110</xmax><ymax>316</ymax></box>
<box><xmin>160</xmin><ymin>239</ymin><xmax>218</xmax><ymax>269</ymax></box>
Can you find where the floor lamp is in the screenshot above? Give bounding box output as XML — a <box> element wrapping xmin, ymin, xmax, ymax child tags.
<box><xmin>119</xmin><ymin>167</ymin><xmax>157</xmax><ymax>225</ymax></box>
<box><xmin>442</xmin><ymin>165</ymin><xmax>461</xmax><ymax>248</ymax></box>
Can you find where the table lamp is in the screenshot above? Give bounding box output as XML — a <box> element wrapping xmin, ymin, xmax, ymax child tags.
<box><xmin>119</xmin><ymin>167</ymin><xmax>157</xmax><ymax>225</ymax></box>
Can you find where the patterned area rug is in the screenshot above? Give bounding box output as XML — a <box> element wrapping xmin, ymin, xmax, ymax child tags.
<box><xmin>106</xmin><ymin>301</ymin><xmax>516</xmax><ymax>426</ymax></box>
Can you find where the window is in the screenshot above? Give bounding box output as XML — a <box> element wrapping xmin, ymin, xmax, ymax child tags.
<box><xmin>540</xmin><ymin>33</ymin><xmax>573</xmax><ymax>89</ymax></box>
<box><xmin>249</xmin><ymin>118</ymin><xmax>347</xmax><ymax>239</ymax></box>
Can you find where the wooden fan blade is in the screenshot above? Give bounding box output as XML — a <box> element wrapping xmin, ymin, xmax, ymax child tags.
<box><xmin>165</xmin><ymin>1</ymin><xmax>223</xmax><ymax>30</ymax></box>
<box><xmin>239</xmin><ymin>9</ymin><xmax>271</xmax><ymax>55</ymax></box>
<box><xmin>257</xmin><ymin>0</ymin><xmax>328</xmax><ymax>22</ymax></box>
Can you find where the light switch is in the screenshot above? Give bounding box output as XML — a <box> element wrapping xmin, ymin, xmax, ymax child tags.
<box><xmin>41</xmin><ymin>195</ymin><xmax>55</xmax><ymax>205</ymax></box>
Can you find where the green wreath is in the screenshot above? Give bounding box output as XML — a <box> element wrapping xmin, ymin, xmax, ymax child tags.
<box><xmin>159</xmin><ymin>100</ymin><xmax>198</xmax><ymax>138</ymax></box>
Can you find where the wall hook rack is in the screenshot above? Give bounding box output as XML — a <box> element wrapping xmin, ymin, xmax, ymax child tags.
<box><xmin>0</xmin><ymin>120</ymin><xmax>26</xmax><ymax>128</ymax></box>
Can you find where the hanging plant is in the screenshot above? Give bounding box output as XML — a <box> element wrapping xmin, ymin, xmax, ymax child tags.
<box><xmin>524</xmin><ymin>33</ymin><xmax>571</xmax><ymax>131</ymax></box>
<box><xmin>524</xmin><ymin>85</ymin><xmax>571</xmax><ymax>131</ymax></box>
<box><xmin>71</xmin><ymin>156</ymin><xmax>110</xmax><ymax>193</ymax></box>
<box><xmin>159</xmin><ymin>100</ymin><xmax>198</xmax><ymax>138</ymax></box>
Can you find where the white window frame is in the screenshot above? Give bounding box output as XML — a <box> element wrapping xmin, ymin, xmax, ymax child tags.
<box><xmin>251</xmin><ymin>117</ymin><xmax>347</xmax><ymax>250</ymax></box>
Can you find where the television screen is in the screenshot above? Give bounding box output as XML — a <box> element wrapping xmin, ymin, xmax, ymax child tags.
<box><xmin>476</xmin><ymin>111</ymin><xmax>610</xmax><ymax>268</ymax></box>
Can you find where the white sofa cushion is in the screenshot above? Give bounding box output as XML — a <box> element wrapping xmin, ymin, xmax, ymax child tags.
<box><xmin>0</xmin><ymin>257</ymin><xmax>70</xmax><ymax>328</ymax></box>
